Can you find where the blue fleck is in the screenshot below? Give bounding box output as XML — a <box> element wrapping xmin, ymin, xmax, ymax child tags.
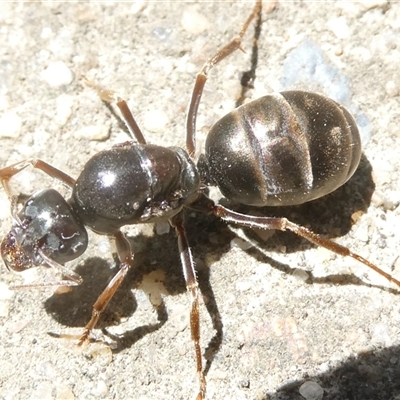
<box><xmin>280</xmin><ymin>40</ymin><xmax>371</xmax><ymax>145</ymax></box>
<box><xmin>152</xmin><ymin>27</ymin><xmax>172</xmax><ymax>41</ymax></box>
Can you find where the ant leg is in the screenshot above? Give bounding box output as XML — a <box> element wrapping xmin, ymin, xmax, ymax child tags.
<box><xmin>0</xmin><ymin>159</ymin><xmax>75</xmax><ymax>198</ymax></box>
<box><xmin>171</xmin><ymin>214</ymin><xmax>206</xmax><ymax>400</ymax></box>
<box><xmin>186</xmin><ymin>0</ymin><xmax>262</xmax><ymax>157</ymax></box>
<box><xmin>79</xmin><ymin>230</ymin><xmax>134</xmax><ymax>345</ymax></box>
<box><xmin>85</xmin><ymin>80</ymin><xmax>146</xmax><ymax>145</ymax></box>
<box><xmin>213</xmin><ymin>204</ymin><xmax>400</xmax><ymax>288</ymax></box>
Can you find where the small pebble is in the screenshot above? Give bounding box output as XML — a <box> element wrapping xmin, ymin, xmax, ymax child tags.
<box><xmin>54</xmin><ymin>285</ymin><xmax>74</xmax><ymax>295</ymax></box>
<box><xmin>292</xmin><ymin>268</ymin><xmax>309</xmax><ymax>282</ymax></box>
<box><xmin>239</xmin><ymin>379</ymin><xmax>250</xmax><ymax>389</ymax></box>
<box><xmin>97</xmin><ymin>238</ymin><xmax>112</xmax><ymax>254</ymax></box>
<box><xmin>143</xmin><ymin>109</ymin><xmax>169</xmax><ymax>133</ymax></box>
<box><xmin>231</xmin><ymin>237</ymin><xmax>253</xmax><ymax>250</ymax></box>
<box><xmin>92</xmin><ymin>380</ymin><xmax>109</xmax><ymax>398</ymax></box>
<box><xmin>129</xmin><ymin>0</ymin><xmax>146</xmax><ymax>15</ymax></box>
<box><xmin>181</xmin><ymin>8</ymin><xmax>210</xmax><ymax>34</ymax></box>
<box><xmin>385</xmin><ymin>80</ymin><xmax>399</xmax><ymax>97</ymax></box>
<box><xmin>73</xmin><ymin>124</ymin><xmax>110</xmax><ymax>141</ymax></box>
<box><xmin>55</xmin><ymin>94</ymin><xmax>74</xmax><ymax>126</ymax></box>
<box><xmin>334</xmin><ymin>44</ymin><xmax>343</xmax><ymax>56</ymax></box>
<box><xmin>40</xmin><ymin>26</ymin><xmax>53</xmax><ymax>39</ymax></box>
<box><xmin>153</xmin><ymin>27</ymin><xmax>172</xmax><ymax>41</ymax></box>
<box><xmin>155</xmin><ymin>220</ymin><xmax>170</xmax><ymax>235</ymax></box>
<box><xmin>299</xmin><ymin>381</ymin><xmax>324</xmax><ymax>400</ymax></box>
<box><xmin>138</xmin><ymin>269</ymin><xmax>167</xmax><ymax>307</ymax></box>
<box><xmin>327</xmin><ymin>17</ymin><xmax>350</xmax><ymax>39</ymax></box>
<box><xmin>41</xmin><ymin>61</ymin><xmax>73</xmax><ymax>87</ymax></box>
<box><xmin>7</xmin><ymin>319</ymin><xmax>30</xmax><ymax>334</ymax></box>
<box><xmin>56</xmin><ymin>384</ymin><xmax>75</xmax><ymax>400</ymax></box>
<box><xmin>371</xmin><ymin>323</ymin><xmax>392</xmax><ymax>346</ymax></box>
<box><xmin>0</xmin><ymin>110</ymin><xmax>22</xmax><ymax>138</ymax></box>
<box><xmin>86</xmin><ymin>342</ymin><xmax>113</xmax><ymax>366</ymax></box>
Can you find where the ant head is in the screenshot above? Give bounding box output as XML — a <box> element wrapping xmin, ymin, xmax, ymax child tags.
<box><xmin>1</xmin><ymin>189</ymin><xmax>89</xmax><ymax>274</ymax></box>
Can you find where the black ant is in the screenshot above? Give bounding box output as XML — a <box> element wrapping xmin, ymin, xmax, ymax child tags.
<box><xmin>1</xmin><ymin>1</ymin><xmax>398</xmax><ymax>399</ymax></box>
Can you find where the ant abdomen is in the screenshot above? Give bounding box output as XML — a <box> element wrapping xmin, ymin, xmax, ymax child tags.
<box><xmin>203</xmin><ymin>90</ymin><xmax>361</xmax><ymax>207</ymax></box>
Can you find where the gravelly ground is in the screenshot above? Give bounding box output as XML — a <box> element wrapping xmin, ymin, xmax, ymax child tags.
<box><xmin>1</xmin><ymin>1</ymin><xmax>400</xmax><ymax>400</ymax></box>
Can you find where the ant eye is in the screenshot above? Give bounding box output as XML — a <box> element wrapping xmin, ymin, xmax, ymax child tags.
<box><xmin>1</xmin><ymin>231</ymin><xmax>31</xmax><ymax>272</ymax></box>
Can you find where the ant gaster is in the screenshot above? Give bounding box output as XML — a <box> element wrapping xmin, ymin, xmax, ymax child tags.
<box><xmin>1</xmin><ymin>2</ymin><xmax>399</xmax><ymax>399</ymax></box>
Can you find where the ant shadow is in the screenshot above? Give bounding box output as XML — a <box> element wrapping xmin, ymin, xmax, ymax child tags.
<box><xmin>44</xmin><ymin>237</ymin><xmax>173</xmax><ymax>347</ymax></box>
<box><xmin>44</xmin><ymin>152</ymin><xmax>395</xmax><ymax>394</ymax></box>
<box><xmin>43</xmin><ymin>224</ymin><xmax>226</xmax><ymax>357</ymax></box>
<box><xmin>238</xmin><ymin>154</ymin><xmax>399</xmax><ymax>295</ymax></box>
<box><xmin>265</xmin><ymin>344</ymin><xmax>400</xmax><ymax>400</ymax></box>
<box><xmin>232</xmin><ymin>153</ymin><xmax>375</xmax><ymax>253</ymax></box>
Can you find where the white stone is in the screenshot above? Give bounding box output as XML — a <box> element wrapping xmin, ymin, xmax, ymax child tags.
<box><xmin>55</xmin><ymin>94</ymin><xmax>74</xmax><ymax>126</ymax></box>
<box><xmin>73</xmin><ymin>124</ymin><xmax>110</xmax><ymax>141</ymax></box>
<box><xmin>327</xmin><ymin>16</ymin><xmax>350</xmax><ymax>39</ymax></box>
<box><xmin>231</xmin><ymin>237</ymin><xmax>253</xmax><ymax>250</ymax></box>
<box><xmin>41</xmin><ymin>61</ymin><xmax>73</xmax><ymax>87</ymax></box>
<box><xmin>181</xmin><ymin>8</ymin><xmax>210</xmax><ymax>34</ymax></box>
<box><xmin>0</xmin><ymin>109</ymin><xmax>22</xmax><ymax>137</ymax></box>
<box><xmin>143</xmin><ymin>109</ymin><xmax>169</xmax><ymax>133</ymax></box>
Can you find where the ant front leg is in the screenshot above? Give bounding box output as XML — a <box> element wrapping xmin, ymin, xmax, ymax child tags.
<box><xmin>213</xmin><ymin>204</ymin><xmax>400</xmax><ymax>289</ymax></box>
<box><xmin>85</xmin><ymin>80</ymin><xmax>147</xmax><ymax>145</ymax></box>
<box><xmin>170</xmin><ymin>214</ymin><xmax>206</xmax><ymax>400</ymax></box>
<box><xmin>186</xmin><ymin>0</ymin><xmax>262</xmax><ymax>157</ymax></box>
<box><xmin>0</xmin><ymin>159</ymin><xmax>75</xmax><ymax>200</ymax></box>
<box><xmin>79</xmin><ymin>230</ymin><xmax>134</xmax><ymax>345</ymax></box>
<box><xmin>0</xmin><ymin>159</ymin><xmax>75</xmax><ymax>225</ymax></box>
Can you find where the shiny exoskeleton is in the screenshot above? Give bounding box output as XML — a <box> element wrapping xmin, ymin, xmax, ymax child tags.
<box><xmin>1</xmin><ymin>2</ymin><xmax>398</xmax><ymax>400</ymax></box>
<box><xmin>1</xmin><ymin>189</ymin><xmax>88</xmax><ymax>273</ymax></box>
<box><xmin>201</xmin><ymin>90</ymin><xmax>361</xmax><ymax>206</ymax></box>
<box><xmin>71</xmin><ymin>145</ymin><xmax>199</xmax><ymax>234</ymax></box>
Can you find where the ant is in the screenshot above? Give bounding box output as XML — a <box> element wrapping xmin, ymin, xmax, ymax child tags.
<box><xmin>0</xmin><ymin>1</ymin><xmax>399</xmax><ymax>399</ymax></box>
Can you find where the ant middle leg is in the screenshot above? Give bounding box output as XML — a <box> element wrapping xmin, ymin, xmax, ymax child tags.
<box><xmin>79</xmin><ymin>230</ymin><xmax>135</xmax><ymax>345</ymax></box>
<box><xmin>171</xmin><ymin>214</ymin><xmax>206</xmax><ymax>400</ymax></box>
<box><xmin>186</xmin><ymin>0</ymin><xmax>262</xmax><ymax>157</ymax></box>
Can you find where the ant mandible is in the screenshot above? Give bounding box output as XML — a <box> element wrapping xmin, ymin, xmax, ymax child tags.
<box><xmin>0</xmin><ymin>1</ymin><xmax>398</xmax><ymax>399</ymax></box>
